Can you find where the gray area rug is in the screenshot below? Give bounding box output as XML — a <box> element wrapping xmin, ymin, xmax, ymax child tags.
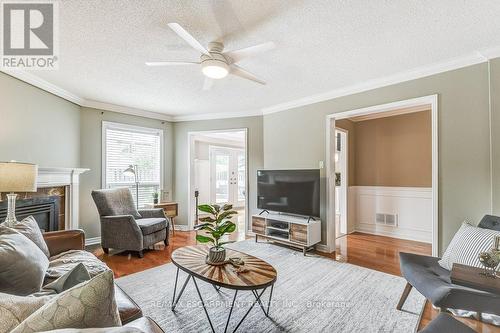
<box><xmin>116</xmin><ymin>240</ymin><xmax>425</xmax><ymax>332</ymax></box>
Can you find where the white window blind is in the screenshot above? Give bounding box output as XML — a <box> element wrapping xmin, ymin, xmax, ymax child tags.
<box><xmin>103</xmin><ymin>122</ymin><xmax>163</xmax><ymax>208</ymax></box>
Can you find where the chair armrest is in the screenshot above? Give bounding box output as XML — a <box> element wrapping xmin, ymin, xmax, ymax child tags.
<box><xmin>101</xmin><ymin>215</ymin><xmax>143</xmax><ymax>248</ymax></box>
<box><xmin>43</xmin><ymin>229</ymin><xmax>85</xmax><ymax>257</ymax></box>
<box><xmin>138</xmin><ymin>208</ymin><xmax>167</xmax><ymax>219</ymax></box>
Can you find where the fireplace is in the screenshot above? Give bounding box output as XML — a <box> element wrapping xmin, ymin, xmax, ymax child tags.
<box><xmin>0</xmin><ymin>167</ymin><xmax>88</xmax><ymax>231</ymax></box>
<box><xmin>0</xmin><ymin>196</ymin><xmax>60</xmax><ymax>232</ymax></box>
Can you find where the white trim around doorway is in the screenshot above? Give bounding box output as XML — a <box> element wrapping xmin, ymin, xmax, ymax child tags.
<box><xmin>187</xmin><ymin>128</ymin><xmax>249</xmax><ymax>233</ymax></box>
<box><xmin>325</xmin><ymin>94</ymin><xmax>439</xmax><ymax>256</ymax></box>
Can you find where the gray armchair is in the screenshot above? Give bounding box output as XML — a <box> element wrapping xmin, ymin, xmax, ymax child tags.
<box><xmin>397</xmin><ymin>215</ymin><xmax>500</xmax><ymax>316</ymax></box>
<box><xmin>91</xmin><ymin>188</ymin><xmax>169</xmax><ymax>258</ymax></box>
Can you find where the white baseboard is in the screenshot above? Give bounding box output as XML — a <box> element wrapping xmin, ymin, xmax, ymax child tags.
<box><xmin>315</xmin><ymin>243</ymin><xmax>333</xmax><ymax>253</ymax></box>
<box><xmin>174</xmin><ymin>225</ymin><xmax>190</xmax><ymax>231</ymax></box>
<box><xmin>85</xmin><ymin>236</ymin><xmax>101</xmax><ymax>246</ymax></box>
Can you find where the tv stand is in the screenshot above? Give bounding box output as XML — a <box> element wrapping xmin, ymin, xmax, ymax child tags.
<box><xmin>252</xmin><ymin>213</ymin><xmax>321</xmax><ymax>255</ymax></box>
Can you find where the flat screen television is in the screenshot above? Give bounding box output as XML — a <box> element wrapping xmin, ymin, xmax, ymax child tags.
<box><xmin>257</xmin><ymin>169</ymin><xmax>320</xmax><ymax>217</ymax></box>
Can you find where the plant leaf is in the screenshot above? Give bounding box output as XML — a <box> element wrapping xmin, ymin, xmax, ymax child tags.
<box><xmin>217</xmin><ymin>210</ymin><xmax>238</xmax><ymax>223</ymax></box>
<box><xmin>195</xmin><ymin>235</ymin><xmax>213</xmax><ymax>244</ymax></box>
<box><xmin>218</xmin><ymin>240</ymin><xmax>235</xmax><ymax>246</ymax></box>
<box><xmin>198</xmin><ymin>225</ymin><xmax>216</xmax><ymax>233</ymax></box>
<box><xmin>194</xmin><ymin>223</ymin><xmax>216</xmax><ymax>233</ymax></box>
<box><xmin>199</xmin><ymin>216</ymin><xmax>216</xmax><ymax>223</ymax></box>
<box><xmin>213</xmin><ymin>204</ymin><xmax>221</xmax><ymax>213</ymax></box>
<box><xmin>198</xmin><ymin>204</ymin><xmax>215</xmax><ymax>214</ymax></box>
<box><xmin>219</xmin><ymin>221</ymin><xmax>236</xmax><ymax>234</ymax></box>
<box><xmin>193</xmin><ymin>222</ymin><xmax>212</xmax><ymax>230</ymax></box>
<box><xmin>222</xmin><ymin>204</ymin><xmax>233</xmax><ymax>211</ymax></box>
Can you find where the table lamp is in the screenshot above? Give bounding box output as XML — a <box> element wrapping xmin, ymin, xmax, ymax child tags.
<box><xmin>0</xmin><ymin>161</ymin><xmax>38</xmax><ymax>226</ymax></box>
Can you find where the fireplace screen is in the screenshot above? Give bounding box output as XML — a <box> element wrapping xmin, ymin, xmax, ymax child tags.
<box><xmin>0</xmin><ymin>196</ymin><xmax>59</xmax><ymax>232</ymax></box>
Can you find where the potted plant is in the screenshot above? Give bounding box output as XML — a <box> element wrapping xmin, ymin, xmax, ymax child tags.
<box><xmin>194</xmin><ymin>203</ymin><xmax>237</xmax><ymax>264</ymax></box>
<box><xmin>152</xmin><ymin>192</ymin><xmax>159</xmax><ymax>204</ymax></box>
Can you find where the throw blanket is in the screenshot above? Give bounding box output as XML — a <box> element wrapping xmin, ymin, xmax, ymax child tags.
<box><xmin>45</xmin><ymin>250</ymin><xmax>109</xmax><ymax>283</ymax></box>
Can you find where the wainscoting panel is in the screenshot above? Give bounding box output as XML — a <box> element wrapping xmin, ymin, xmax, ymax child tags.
<box><xmin>349</xmin><ymin>186</ymin><xmax>432</xmax><ymax>243</ymax></box>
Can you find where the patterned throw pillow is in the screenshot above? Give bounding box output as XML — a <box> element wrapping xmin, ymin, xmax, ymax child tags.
<box><xmin>12</xmin><ymin>270</ymin><xmax>121</xmax><ymax>333</ymax></box>
<box><xmin>8</xmin><ymin>216</ymin><xmax>50</xmax><ymax>258</ymax></box>
<box><xmin>0</xmin><ymin>293</ymin><xmax>52</xmax><ymax>333</ymax></box>
<box><xmin>438</xmin><ymin>221</ymin><xmax>500</xmax><ymax>270</ymax></box>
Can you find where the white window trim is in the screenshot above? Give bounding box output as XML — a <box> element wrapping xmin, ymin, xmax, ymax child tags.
<box><xmin>101</xmin><ymin>121</ymin><xmax>164</xmax><ymax>203</ymax></box>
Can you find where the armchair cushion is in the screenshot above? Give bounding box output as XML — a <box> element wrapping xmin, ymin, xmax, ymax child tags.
<box><xmin>91</xmin><ymin>188</ymin><xmax>141</xmax><ymax>219</ymax></box>
<box><xmin>136</xmin><ymin>218</ymin><xmax>167</xmax><ymax>235</ymax></box>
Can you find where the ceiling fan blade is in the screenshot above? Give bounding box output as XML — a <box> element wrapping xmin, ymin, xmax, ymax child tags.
<box><xmin>224</xmin><ymin>41</ymin><xmax>275</xmax><ymax>63</ymax></box>
<box><xmin>202</xmin><ymin>77</ymin><xmax>214</xmax><ymax>91</ymax></box>
<box><xmin>167</xmin><ymin>23</ymin><xmax>211</xmax><ymax>56</ymax></box>
<box><xmin>230</xmin><ymin>64</ymin><xmax>266</xmax><ymax>85</ymax></box>
<box><xmin>145</xmin><ymin>61</ymin><xmax>200</xmax><ymax>66</ymax></box>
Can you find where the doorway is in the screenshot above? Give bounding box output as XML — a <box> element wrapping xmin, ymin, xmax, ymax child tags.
<box><xmin>326</xmin><ymin>95</ymin><xmax>438</xmax><ymax>256</ymax></box>
<box><xmin>188</xmin><ymin>129</ymin><xmax>248</xmax><ymax>239</ymax></box>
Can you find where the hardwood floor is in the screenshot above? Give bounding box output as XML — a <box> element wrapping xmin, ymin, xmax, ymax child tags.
<box><xmin>89</xmin><ymin>230</ymin><xmax>499</xmax><ymax>332</ymax></box>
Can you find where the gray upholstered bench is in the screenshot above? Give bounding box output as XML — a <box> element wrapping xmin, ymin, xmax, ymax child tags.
<box><xmin>397</xmin><ymin>215</ymin><xmax>500</xmax><ymax>316</ymax></box>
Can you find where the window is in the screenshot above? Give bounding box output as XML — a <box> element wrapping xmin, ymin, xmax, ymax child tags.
<box><xmin>102</xmin><ymin>121</ymin><xmax>163</xmax><ymax>208</ymax></box>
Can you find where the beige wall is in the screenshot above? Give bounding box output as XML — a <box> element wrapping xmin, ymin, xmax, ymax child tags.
<box><xmin>0</xmin><ymin>72</ymin><xmax>80</xmax><ymax>167</ymax></box>
<box><xmin>264</xmin><ymin>63</ymin><xmax>491</xmax><ymax>253</ymax></box>
<box><xmin>491</xmin><ymin>58</ymin><xmax>500</xmax><ymax>216</ymax></box>
<box><xmin>79</xmin><ymin>107</ymin><xmax>174</xmax><ymax>238</ymax></box>
<box><xmin>353</xmin><ymin>111</ymin><xmax>431</xmax><ymax>187</ymax></box>
<box><xmin>173</xmin><ymin>117</ymin><xmax>264</xmax><ymax>228</ymax></box>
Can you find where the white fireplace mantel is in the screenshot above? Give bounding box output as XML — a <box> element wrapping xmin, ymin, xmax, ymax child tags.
<box><xmin>37</xmin><ymin>167</ymin><xmax>89</xmax><ymax>230</ymax></box>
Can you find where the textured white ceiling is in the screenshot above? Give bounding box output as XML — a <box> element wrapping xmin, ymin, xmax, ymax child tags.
<box><xmin>30</xmin><ymin>0</ymin><xmax>500</xmax><ymax>117</ymax></box>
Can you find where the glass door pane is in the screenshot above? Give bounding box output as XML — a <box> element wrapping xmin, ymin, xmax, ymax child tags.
<box><xmin>237</xmin><ymin>151</ymin><xmax>245</xmax><ymax>205</ymax></box>
<box><xmin>213</xmin><ymin>151</ymin><xmax>230</xmax><ymax>204</ymax></box>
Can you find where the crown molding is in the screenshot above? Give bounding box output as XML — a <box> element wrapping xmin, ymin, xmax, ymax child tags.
<box><xmin>1</xmin><ymin>69</ymin><xmax>84</xmax><ymax>105</ymax></box>
<box><xmin>82</xmin><ymin>99</ymin><xmax>174</xmax><ymax>122</ymax></box>
<box><xmin>172</xmin><ymin>108</ymin><xmax>263</xmax><ymax>122</ymax></box>
<box><xmin>3</xmin><ymin>46</ymin><xmax>500</xmax><ymax>122</ymax></box>
<box><xmin>262</xmin><ymin>47</ymin><xmax>500</xmax><ymax>115</ymax></box>
<box><xmin>261</xmin><ymin>52</ymin><xmax>492</xmax><ymax>115</ymax></box>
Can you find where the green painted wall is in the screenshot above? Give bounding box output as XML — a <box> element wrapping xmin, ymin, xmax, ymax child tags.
<box><xmin>0</xmin><ymin>72</ymin><xmax>80</xmax><ymax>167</ymax></box>
<box><xmin>173</xmin><ymin>117</ymin><xmax>264</xmax><ymax>228</ymax></box>
<box><xmin>263</xmin><ymin>63</ymin><xmax>492</xmax><ymax>253</ymax></box>
<box><xmin>79</xmin><ymin>107</ymin><xmax>174</xmax><ymax>238</ymax></box>
<box><xmin>491</xmin><ymin>58</ymin><xmax>500</xmax><ymax>216</ymax></box>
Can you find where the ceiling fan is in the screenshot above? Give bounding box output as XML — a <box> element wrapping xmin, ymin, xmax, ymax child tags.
<box><xmin>146</xmin><ymin>23</ymin><xmax>275</xmax><ymax>90</ymax></box>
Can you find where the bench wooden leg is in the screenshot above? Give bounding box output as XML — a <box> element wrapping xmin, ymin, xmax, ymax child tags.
<box><xmin>396</xmin><ymin>282</ymin><xmax>413</xmax><ymax>310</ymax></box>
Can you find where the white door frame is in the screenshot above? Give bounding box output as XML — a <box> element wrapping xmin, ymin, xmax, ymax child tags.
<box><xmin>187</xmin><ymin>128</ymin><xmax>249</xmax><ymax>231</ymax></box>
<box><xmin>325</xmin><ymin>94</ymin><xmax>439</xmax><ymax>256</ymax></box>
<box><xmin>335</xmin><ymin>128</ymin><xmax>348</xmax><ymax>236</ymax></box>
<box><xmin>209</xmin><ymin>145</ymin><xmax>246</xmax><ymax>207</ymax></box>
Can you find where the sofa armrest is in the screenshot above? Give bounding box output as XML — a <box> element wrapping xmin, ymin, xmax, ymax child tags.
<box><xmin>43</xmin><ymin>229</ymin><xmax>85</xmax><ymax>257</ymax></box>
<box><xmin>138</xmin><ymin>208</ymin><xmax>166</xmax><ymax>219</ymax></box>
<box><xmin>123</xmin><ymin>317</ymin><xmax>164</xmax><ymax>333</ymax></box>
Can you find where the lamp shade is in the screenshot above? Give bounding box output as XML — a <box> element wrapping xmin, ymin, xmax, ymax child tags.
<box><xmin>0</xmin><ymin>162</ymin><xmax>38</xmax><ymax>192</ymax></box>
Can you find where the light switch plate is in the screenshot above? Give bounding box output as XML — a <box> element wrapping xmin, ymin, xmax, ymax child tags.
<box><xmin>319</xmin><ymin>161</ymin><xmax>324</xmax><ymax>169</ymax></box>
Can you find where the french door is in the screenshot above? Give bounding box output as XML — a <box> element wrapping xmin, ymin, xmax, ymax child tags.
<box><xmin>210</xmin><ymin>146</ymin><xmax>245</xmax><ymax>208</ymax></box>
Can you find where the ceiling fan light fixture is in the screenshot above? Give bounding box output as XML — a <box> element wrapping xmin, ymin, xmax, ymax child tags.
<box><xmin>201</xmin><ymin>59</ymin><xmax>229</xmax><ymax>79</ymax></box>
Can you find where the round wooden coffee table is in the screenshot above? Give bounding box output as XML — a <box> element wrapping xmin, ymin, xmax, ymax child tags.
<box><xmin>171</xmin><ymin>245</ymin><xmax>277</xmax><ymax>333</ymax></box>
